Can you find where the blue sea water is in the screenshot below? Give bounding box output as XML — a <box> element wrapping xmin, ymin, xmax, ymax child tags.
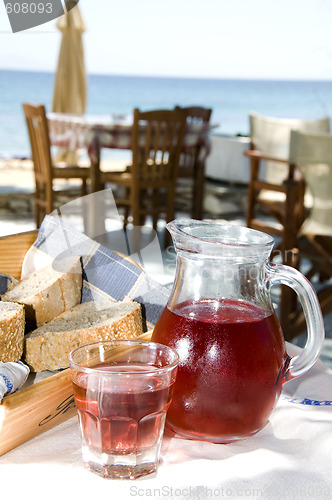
<box><xmin>0</xmin><ymin>69</ymin><xmax>332</xmax><ymax>157</ymax></box>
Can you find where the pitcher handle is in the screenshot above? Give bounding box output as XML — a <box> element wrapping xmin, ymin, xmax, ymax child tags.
<box><xmin>265</xmin><ymin>262</ymin><xmax>325</xmax><ymax>380</ymax></box>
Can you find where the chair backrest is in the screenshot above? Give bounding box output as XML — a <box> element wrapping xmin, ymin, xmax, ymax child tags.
<box><xmin>250</xmin><ymin>112</ymin><xmax>330</xmax><ymax>184</ymax></box>
<box><xmin>23</xmin><ymin>103</ymin><xmax>53</xmax><ymax>186</ymax></box>
<box><xmin>289</xmin><ymin>130</ymin><xmax>332</xmax><ymax>236</ymax></box>
<box><xmin>175</xmin><ymin>106</ymin><xmax>212</xmax><ymax>174</ymax></box>
<box><xmin>175</xmin><ymin>105</ymin><xmax>212</xmax><ymax>124</ymax></box>
<box><xmin>131</xmin><ymin>108</ymin><xmax>186</xmax><ymax>184</ymax></box>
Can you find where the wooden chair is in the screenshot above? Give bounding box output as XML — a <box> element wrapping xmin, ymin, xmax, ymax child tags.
<box><xmin>175</xmin><ymin>106</ymin><xmax>212</xmax><ymax>219</ymax></box>
<box><xmin>23</xmin><ymin>103</ymin><xmax>90</xmax><ymax>228</ymax></box>
<box><xmin>279</xmin><ymin>130</ymin><xmax>332</xmax><ymax>340</ymax></box>
<box><xmin>99</xmin><ymin>108</ymin><xmax>186</xmax><ymax>245</ymax></box>
<box><xmin>244</xmin><ymin>112</ymin><xmax>330</xmax><ymax>263</ymax></box>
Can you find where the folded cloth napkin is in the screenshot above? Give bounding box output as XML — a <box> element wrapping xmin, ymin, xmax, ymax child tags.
<box><xmin>21</xmin><ymin>214</ymin><xmax>170</xmax><ymax>327</ymax></box>
<box><xmin>0</xmin><ymin>274</ymin><xmax>16</xmax><ymax>295</ymax></box>
<box><xmin>0</xmin><ymin>361</ymin><xmax>30</xmax><ymax>402</ymax></box>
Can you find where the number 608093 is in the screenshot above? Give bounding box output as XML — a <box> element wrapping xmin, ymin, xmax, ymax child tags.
<box><xmin>5</xmin><ymin>2</ymin><xmax>53</xmax><ymax>14</ymax></box>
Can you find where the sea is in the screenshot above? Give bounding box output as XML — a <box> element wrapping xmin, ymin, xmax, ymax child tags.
<box><xmin>1</xmin><ymin>69</ymin><xmax>332</xmax><ymax>159</ymax></box>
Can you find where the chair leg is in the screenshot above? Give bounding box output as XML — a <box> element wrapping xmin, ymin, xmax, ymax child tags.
<box><xmin>81</xmin><ymin>178</ymin><xmax>87</xmax><ymax>196</ymax></box>
<box><xmin>246</xmin><ymin>156</ymin><xmax>260</xmax><ymax>227</ymax></box>
<box><xmin>46</xmin><ymin>182</ymin><xmax>54</xmax><ymax>216</ymax></box>
<box><xmin>152</xmin><ymin>189</ymin><xmax>159</xmax><ymax>230</ymax></box>
<box><xmin>122</xmin><ymin>187</ymin><xmax>130</xmax><ymax>227</ymax></box>
<box><xmin>278</xmin><ymin>179</ymin><xmax>302</xmax><ymax>341</ymax></box>
<box><xmin>192</xmin><ymin>156</ymin><xmax>205</xmax><ymax>219</ymax></box>
<box><xmin>164</xmin><ymin>193</ymin><xmax>176</xmax><ymax>249</ymax></box>
<box><xmin>279</xmin><ymin>286</ymin><xmax>298</xmax><ymax>341</ymax></box>
<box><xmin>131</xmin><ymin>193</ymin><xmax>140</xmax><ymax>228</ymax></box>
<box><xmin>123</xmin><ymin>207</ymin><xmax>129</xmax><ymax>229</ymax></box>
<box><xmin>35</xmin><ymin>202</ymin><xmax>41</xmax><ymax>228</ymax></box>
<box><xmin>34</xmin><ymin>184</ymin><xmax>44</xmax><ymax>228</ymax></box>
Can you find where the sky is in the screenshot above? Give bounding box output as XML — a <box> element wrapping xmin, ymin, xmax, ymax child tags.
<box><xmin>1</xmin><ymin>0</ymin><xmax>332</xmax><ymax>80</ymax></box>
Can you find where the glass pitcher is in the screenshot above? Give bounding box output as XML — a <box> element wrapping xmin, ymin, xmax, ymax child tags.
<box><xmin>152</xmin><ymin>219</ymin><xmax>324</xmax><ymax>443</ymax></box>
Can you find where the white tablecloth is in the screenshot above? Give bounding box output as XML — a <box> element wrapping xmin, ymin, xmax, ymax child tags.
<box><xmin>48</xmin><ymin>112</ymin><xmax>213</xmax><ymax>165</ymax></box>
<box><xmin>1</xmin><ymin>344</ymin><xmax>332</xmax><ymax>500</ymax></box>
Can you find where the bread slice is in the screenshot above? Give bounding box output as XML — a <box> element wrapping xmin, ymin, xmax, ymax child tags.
<box><xmin>0</xmin><ymin>301</ymin><xmax>25</xmax><ymax>362</ymax></box>
<box><xmin>24</xmin><ymin>300</ymin><xmax>143</xmax><ymax>371</ymax></box>
<box><xmin>1</xmin><ymin>256</ymin><xmax>82</xmax><ymax>329</ymax></box>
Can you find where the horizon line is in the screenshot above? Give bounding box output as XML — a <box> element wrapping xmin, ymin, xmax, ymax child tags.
<box><xmin>1</xmin><ymin>67</ymin><xmax>332</xmax><ymax>83</ymax></box>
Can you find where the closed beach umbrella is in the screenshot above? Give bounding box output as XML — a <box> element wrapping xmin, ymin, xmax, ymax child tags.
<box><xmin>52</xmin><ymin>4</ymin><xmax>86</xmax><ymax>114</ymax></box>
<box><xmin>52</xmin><ymin>4</ymin><xmax>86</xmax><ymax>164</ymax></box>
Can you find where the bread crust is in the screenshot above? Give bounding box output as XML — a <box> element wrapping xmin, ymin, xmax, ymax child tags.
<box><xmin>0</xmin><ymin>302</ymin><xmax>25</xmax><ymax>362</ymax></box>
<box><xmin>24</xmin><ymin>300</ymin><xmax>143</xmax><ymax>371</ymax></box>
<box><xmin>1</xmin><ymin>257</ymin><xmax>82</xmax><ymax>328</ymax></box>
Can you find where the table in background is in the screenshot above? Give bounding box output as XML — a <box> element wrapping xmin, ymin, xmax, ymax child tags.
<box><xmin>48</xmin><ymin>113</ymin><xmax>212</xmax><ymax>197</ymax></box>
<box><xmin>48</xmin><ymin>113</ymin><xmax>208</xmax><ymax>233</ymax></box>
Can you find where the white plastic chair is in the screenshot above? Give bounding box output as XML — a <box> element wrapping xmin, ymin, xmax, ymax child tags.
<box><xmin>279</xmin><ymin>129</ymin><xmax>332</xmax><ymax>339</ymax></box>
<box><xmin>245</xmin><ymin>112</ymin><xmax>330</xmax><ymax>260</ymax></box>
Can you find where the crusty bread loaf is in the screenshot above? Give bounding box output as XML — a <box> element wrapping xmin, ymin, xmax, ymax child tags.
<box><xmin>0</xmin><ymin>301</ymin><xmax>25</xmax><ymax>362</ymax></box>
<box><xmin>1</xmin><ymin>256</ymin><xmax>82</xmax><ymax>329</ymax></box>
<box><xmin>24</xmin><ymin>300</ymin><xmax>143</xmax><ymax>371</ymax></box>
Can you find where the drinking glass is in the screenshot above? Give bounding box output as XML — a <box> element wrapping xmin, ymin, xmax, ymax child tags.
<box><xmin>69</xmin><ymin>339</ymin><xmax>179</xmax><ymax>479</ymax></box>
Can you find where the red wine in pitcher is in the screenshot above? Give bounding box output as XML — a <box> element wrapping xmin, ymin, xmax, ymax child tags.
<box><xmin>152</xmin><ymin>298</ymin><xmax>289</xmax><ymax>443</ymax></box>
